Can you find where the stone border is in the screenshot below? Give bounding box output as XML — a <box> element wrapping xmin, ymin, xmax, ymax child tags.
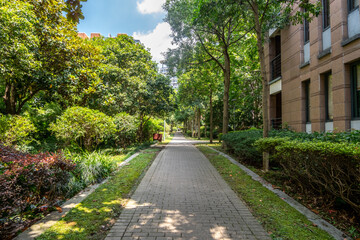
<box><xmin>15</xmin><ymin>152</ymin><xmax>141</xmax><ymax>240</ymax></box>
<box><xmin>207</xmin><ymin>146</ymin><xmax>350</xmax><ymax>240</ymax></box>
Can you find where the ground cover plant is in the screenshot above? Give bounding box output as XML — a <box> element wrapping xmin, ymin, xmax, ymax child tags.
<box><xmin>0</xmin><ymin>145</ymin><xmax>75</xmax><ymax>239</ymax></box>
<box><xmin>37</xmin><ymin>148</ymin><xmax>159</xmax><ymax>240</ymax></box>
<box><xmin>0</xmin><ymin>144</ymin><xmax>140</xmax><ymax>239</ymax></box>
<box><xmin>198</xmin><ymin>146</ymin><xmax>334</xmax><ymax>240</ymax></box>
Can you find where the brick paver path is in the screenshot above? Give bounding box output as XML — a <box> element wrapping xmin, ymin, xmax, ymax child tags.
<box><xmin>105</xmin><ymin>133</ymin><xmax>270</xmax><ymax>240</ymax></box>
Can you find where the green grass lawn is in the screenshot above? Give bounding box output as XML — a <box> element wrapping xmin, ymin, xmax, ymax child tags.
<box><xmin>197</xmin><ymin>146</ymin><xmax>334</xmax><ymax>240</ymax></box>
<box><xmin>37</xmin><ymin>148</ymin><xmax>160</xmax><ymax>240</ymax></box>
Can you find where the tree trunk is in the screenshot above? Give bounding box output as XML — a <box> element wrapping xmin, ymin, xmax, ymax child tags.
<box><xmin>191</xmin><ymin>118</ymin><xmax>195</xmax><ymax>137</ymax></box>
<box><xmin>138</xmin><ymin>114</ymin><xmax>144</xmax><ymax>143</ymax></box>
<box><xmin>222</xmin><ymin>48</ymin><xmax>231</xmax><ymax>148</ymax></box>
<box><xmin>253</xmin><ymin>2</ymin><xmax>270</xmax><ymax>171</ymax></box>
<box><xmin>3</xmin><ymin>83</ymin><xmax>17</xmax><ymax>115</ymax></box>
<box><xmin>209</xmin><ymin>88</ymin><xmax>214</xmax><ymax>143</ymax></box>
<box><xmin>197</xmin><ymin>107</ymin><xmax>201</xmax><ymax>140</ymax></box>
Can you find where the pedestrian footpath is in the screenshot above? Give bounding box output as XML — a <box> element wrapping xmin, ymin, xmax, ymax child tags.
<box><xmin>105</xmin><ymin>133</ymin><xmax>270</xmax><ymax>240</ymax></box>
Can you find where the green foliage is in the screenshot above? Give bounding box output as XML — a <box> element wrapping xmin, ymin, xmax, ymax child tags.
<box><xmin>50</xmin><ymin>107</ymin><xmax>116</xmax><ymax>150</ymax></box>
<box><xmin>224</xmin><ymin>129</ymin><xmax>360</xmax><ymax>167</ymax></box>
<box><xmin>64</xmin><ymin>0</ymin><xmax>88</xmax><ymax>23</ymax></box>
<box><xmin>0</xmin><ymin>145</ymin><xmax>76</xmax><ymax>239</ymax></box>
<box><xmin>64</xmin><ymin>150</ymin><xmax>117</xmax><ymax>196</ymax></box>
<box><xmin>0</xmin><ymin>114</ymin><xmax>36</xmax><ymax>147</ymax></box>
<box><xmin>255</xmin><ymin>137</ymin><xmax>360</xmax><ymax>214</ymax></box>
<box><xmin>112</xmin><ymin>112</ymin><xmax>138</xmax><ymax>148</ymax></box>
<box><xmin>222</xmin><ymin>129</ymin><xmax>263</xmax><ymax>166</ymax></box>
<box><xmin>143</xmin><ymin>118</ymin><xmax>164</xmax><ymax>141</ymax></box>
<box><xmin>38</xmin><ymin>150</ymin><xmax>158</xmax><ymax>240</ymax></box>
<box><xmin>27</xmin><ymin>102</ymin><xmax>63</xmax><ymax>139</ymax></box>
<box><xmin>198</xmin><ymin>146</ymin><xmax>334</xmax><ymax>240</ymax></box>
<box><xmin>272</xmin><ymin>129</ymin><xmax>360</xmax><ymax>143</ymax></box>
<box><xmin>0</xmin><ymin>0</ymin><xmax>100</xmax><ymax>114</ymax></box>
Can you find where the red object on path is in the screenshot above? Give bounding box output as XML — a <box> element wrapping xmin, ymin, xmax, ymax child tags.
<box><xmin>153</xmin><ymin>133</ymin><xmax>162</xmax><ymax>142</ymax></box>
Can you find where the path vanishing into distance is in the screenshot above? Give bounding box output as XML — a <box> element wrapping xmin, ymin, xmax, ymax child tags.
<box><xmin>105</xmin><ymin>133</ymin><xmax>270</xmax><ymax>240</ymax></box>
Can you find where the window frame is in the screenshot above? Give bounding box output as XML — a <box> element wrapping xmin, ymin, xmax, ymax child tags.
<box><xmin>305</xmin><ymin>80</ymin><xmax>311</xmax><ymax>123</ymax></box>
<box><xmin>304</xmin><ymin>15</ymin><xmax>310</xmax><ymax>43</ymax></box>
<box><xmin>348</xmin><ymin>0</ymin><xmax>359</xmax><ymax>13</ymax></box>
<box><xmin>324</xmin><ymin>72</ymin><xmax>333</xmax><ymax>121</ymax></box>
<box><xmin>322</xmin><ymin>0</ymin><xmax>330</xmax><ymax>30</ymax></box>
<box><xmin>351</xmin><ymin>62</ymin><xmax>360</xmax><ymax>119</ymax></box>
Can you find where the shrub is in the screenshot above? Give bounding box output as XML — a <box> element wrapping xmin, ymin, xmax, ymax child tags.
<box><xmin>112</xmin><ymin>112</ymin><xmax>138</xmax><ymax>148</ymax></box>
<box><xmin>271</xmin><ymin>129</ymin><xmax>360</xmax><ymax>143</ymax></box>
<box><xmin>50</xmin><ymin>107</ymin><xmax>116</xmax><ymax>150</ymax></box>
<box><xmin>186</xmin><ymin>130</ymin><xmax>192</xmax><ymax>137</ymax></box>
<box><xmin>0</xmin><ymin>145</ymin><xmax>75</xmax><ymax>228</ymax></box>
<box><xmin>27</xmin><ymin>102</ymin><xmax>63</xmax><ymax>140</ymax></box>
<box><xmin>222</xmin><ymin>129</ymin><xmax>263</xmax><ymax>166</ymax></box>
<box><xmin>0</xmin><ymin>114</ymin><xmax>36</xmax><ymax>147</ymax></box>
<box><xmin>223</xmin><ymin>129</ymin><xmax>360</xmax><ymax>167</ymax></box>
<box><xmin>255</xmin><ymin>137</ymin><xmax>360</xmax><ymax>214</ymax></box>
<box><xmin>143</xmin><ymin>118</ymin><xmax>163</xmax><ymax>142</ymax></box>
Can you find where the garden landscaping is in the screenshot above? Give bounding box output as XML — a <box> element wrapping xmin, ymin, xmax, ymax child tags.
<box><xmin>36</xmin><ymin>148</ymin><xmax>160</xmax><ymax>240</ymax></box>
<box><xmin>198</xmin><ymin>145</ymin><xmax>334</xmax><ymax>240</ymax></box>
<box><xmin>214</xmin><ymin>129</ymin><xmax>360</xmax><ymax>239</ymax></box>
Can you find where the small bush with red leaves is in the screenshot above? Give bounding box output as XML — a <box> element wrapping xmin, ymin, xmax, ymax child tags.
<box><xmin>0</xmin><ymin>144</ymin><xmax>76</xmax><ymax>221</ymax></box>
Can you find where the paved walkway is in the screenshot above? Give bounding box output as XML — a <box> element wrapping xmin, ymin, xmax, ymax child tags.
<box><xmin>105</xmin><ymin>133</ymin><xmax>270</xmax><ymax>240</ymax></box>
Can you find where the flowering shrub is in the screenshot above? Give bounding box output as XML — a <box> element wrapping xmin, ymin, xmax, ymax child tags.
<box><xmin>0</xmin><ymin>145</ymin><xmax>75</xmax><ymax>234</ymax></box>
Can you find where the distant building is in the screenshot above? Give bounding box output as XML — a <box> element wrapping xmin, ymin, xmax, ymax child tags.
<box><xmin>90</xmin><ymin>33</ymin><xmax>101</xmax><ymax>39</ymax></box>
<box><xmin>170</xmin><ymin>77</ymin><xmax>178</xmax><ymax>89</ymax></box>
<box><xmin>78</xmin><ymin>32</ymin><xmax>89</xmax><ymax>40</ymax></box>
<box><xmin>159</xmin><ymin>62</ymin><xmax>178</xmax><ymax>89</ymax></box>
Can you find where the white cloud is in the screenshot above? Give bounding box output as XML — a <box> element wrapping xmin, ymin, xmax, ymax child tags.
<box><xmin>133</xmin><ymin>22</ymin><xmax>174</xmax><ymax>63</ymax></box>
<box><xmin>136</xmin><ymin>0</ymin><xmax>166</xmax><ymax>14</ymax></box>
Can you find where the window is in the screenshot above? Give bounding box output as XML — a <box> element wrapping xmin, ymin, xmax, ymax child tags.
<box><xmin>349</xmin><ymin>0</ymin><xmax>359</xmax><ymax>12</ymax></box>
<box><xmin>304</xmin><ymin>14</ymin><xmax>310</xmax><ymax>43</ymax></box>
<box><xmin>303</xmin><ymin>11</ymin><xmax>310</xmax><ymax>63</ymax></box>
<box><xmin>324</xmin><ymin>73</ymin><xmax>333</xmax><ymax>121</ymax></box>
<box><xmin>322</xmin><ymin>0</ymin><xmax>330</xmax><ymax>29</ymax></box>
<box><xmin>305</xmin><ymin>81</ymin><xmax>311</xmax><ymax>123</ymax></box>
<box><xmin>351</xmin><ymin>63</ymin><xmax>360</xmax><ymax>118</ymax></box>
<box><xmin>270</xmin><ymin>35</ymin><xmax>281</xmax><ymax>80</ymax></box>
<box><xmin>347</xmin><ymin>0</ymin><xmax>360</xmax><ymax>39</ymax></box>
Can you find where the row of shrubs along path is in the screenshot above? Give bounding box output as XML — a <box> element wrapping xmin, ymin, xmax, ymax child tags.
<box><xmin>105</xmin><ymin>132</ymin><xmax>270</xmax><ymax>240</ymax></box>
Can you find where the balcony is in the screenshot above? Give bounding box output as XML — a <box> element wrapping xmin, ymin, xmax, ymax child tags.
<box><xmin>271</xmin><ymin>54</ymin><xmax>281</xmax><ymax>81</ymax></box>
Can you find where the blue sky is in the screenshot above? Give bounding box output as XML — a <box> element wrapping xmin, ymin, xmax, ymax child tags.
<box><xmin>77</xmin><ymin>0</ymin><xmax>174</xmax><ymax>63</ymax></box>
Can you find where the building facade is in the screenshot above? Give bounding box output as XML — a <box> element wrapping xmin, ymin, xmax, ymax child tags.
<box><xmin>265</xmin><ymin>0</ymin><xmax>360</xmax><ymax>132</ymax></box>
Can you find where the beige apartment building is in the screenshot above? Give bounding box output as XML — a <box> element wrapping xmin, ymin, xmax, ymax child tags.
<box><xmin>265</xmin><ymin>0</ymin><xmax>360</xmax><ymax>132</ymax></box>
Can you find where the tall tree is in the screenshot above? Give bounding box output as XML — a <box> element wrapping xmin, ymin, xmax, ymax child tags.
<box><xmin>0</xmin><ymin>0</ymin><xmax>97</xmax><ymax>115</ymax></box>
<box><xmin>240</xmin><ymin>0</ymin><xmax>320</xmax><ymax>171</ymax></box>
<box><xmin>92</xmin><ymin>35</ymin><xmax>174</xmax><ymax>141</ymax></box>
<box><xmin>165</xmin><ymin>0</ymin><xmax>252</xmax><ymax>147</ymax></box>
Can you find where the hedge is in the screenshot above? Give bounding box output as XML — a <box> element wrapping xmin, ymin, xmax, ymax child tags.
<box><xmin>222</xmin><ymin>129</ymin><xmax>263</xmax><ymax>166</ymax></box>
<box><xmin>222</xmin><ymin>129</ymin><xmax>360</xmax><ymax>166</ymax></box>
<box><xmin>255</xmin><ymin>137</ymin><xmax>360</xmax><ymax>214</ymax></box>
